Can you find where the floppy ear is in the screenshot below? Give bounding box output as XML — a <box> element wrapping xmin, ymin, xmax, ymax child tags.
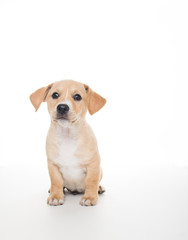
<box><xmin>84</xmin><ymin>84</ymin><xmax>106</xmax><ymax>115</ymax></box>
<box><xmin>30</xmin><ymin>83</ymin><xmax>53</xmax><ymax>111</ymax></box>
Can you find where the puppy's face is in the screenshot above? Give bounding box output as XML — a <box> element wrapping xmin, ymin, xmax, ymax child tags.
<box><xmin>30</xmin><ymin>80</ymin><xmax>106</xmax><ymax>126</ymax></box>
<box><xmin>46</xmin><ymin>80</ymin><xmax>88</xmax><ymax>125</ymax></box>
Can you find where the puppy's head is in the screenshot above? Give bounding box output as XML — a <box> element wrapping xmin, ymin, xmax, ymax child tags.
<box><xmin>30</xmin><ymin>80</ymin><xmax>106</xmax><ymax>126</ymax></box>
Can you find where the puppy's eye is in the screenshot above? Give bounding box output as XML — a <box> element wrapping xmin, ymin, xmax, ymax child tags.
<box><xmin>52</xmin><ymin>92</ymin><xmax>59</xmax><ymax>99</ymax></box>
<box><xmin>73</xmin><ymin>94</ymin><xmax>82</xmax><ymax>101</ymax></box>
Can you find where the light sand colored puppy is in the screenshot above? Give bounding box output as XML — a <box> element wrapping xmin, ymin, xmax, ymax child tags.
<box><xmin>30</xmin><ymin>80</ymin><xmax>106</xmax><ymax>206</ymax></box>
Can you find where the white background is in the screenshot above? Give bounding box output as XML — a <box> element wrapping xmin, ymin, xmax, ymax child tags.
<box><xmin>0</xmin><ymin>1</ymin><xmax>188</xmax><ymax>240</ymax></box>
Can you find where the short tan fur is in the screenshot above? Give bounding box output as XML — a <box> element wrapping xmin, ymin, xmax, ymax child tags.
<box><xmin>30</xmin><ymin>80</ymin><xmax>106</xmax><ymax>206</ymax></box>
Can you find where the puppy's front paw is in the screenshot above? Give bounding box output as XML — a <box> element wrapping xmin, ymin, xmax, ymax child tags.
<box><xmin>47</xmin><ymin>193</ymin><xmax>64</xmax><ymax>206</ymax></box>
<box><xmin>80</xmin><ymin>195</ymin><xmax>98</xmax><ymax>206</ymax></box>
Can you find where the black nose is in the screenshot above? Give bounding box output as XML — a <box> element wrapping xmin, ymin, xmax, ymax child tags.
<box><xmin>57</xmin><ymin>104</ymin><xmax>69</xmax><ymax>115</ymax></box>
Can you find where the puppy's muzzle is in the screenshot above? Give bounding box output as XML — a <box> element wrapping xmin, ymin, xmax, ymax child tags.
<box><xmin>57</xmin><ymin>104</ymin><xmax>69</xmax><ymax>115</ymax></box>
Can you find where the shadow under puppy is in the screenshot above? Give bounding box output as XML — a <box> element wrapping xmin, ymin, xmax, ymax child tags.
<box><xmin>30</xmin><ymin>80</ymin><xmax>106</xmax><ymax>206</ymax></box>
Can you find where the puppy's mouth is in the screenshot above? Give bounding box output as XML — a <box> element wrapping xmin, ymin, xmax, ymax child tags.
<box><xmin>56</xmin><ymin>115</ymin><xmax>69</xmax><ymax>121</ymax></box>
<box><xmin>55</xmin><ymin>115</ymin><xmax>78</xmax><ymax>124</ymax></box>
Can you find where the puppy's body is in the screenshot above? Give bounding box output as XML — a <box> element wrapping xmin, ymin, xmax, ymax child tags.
<box><xmin>30</xmin><ymin>80</ymin><xmax>106</xmax><ymax>206</ymax></box>
<box><xmin>47</xmin><ymin>122</ymin><xmax>99</xmax><ymax>193</ymax></box>
<box><xmin>54</xmin><ymin>126</ymin><xmax>86</xmax><ymax>193</ymax></box>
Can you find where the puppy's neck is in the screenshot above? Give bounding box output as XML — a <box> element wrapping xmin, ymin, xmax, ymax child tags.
<box><xmin>51</xmin><ymin>119</ymin><xmax>86</xmax><ymax>139</ymax></box>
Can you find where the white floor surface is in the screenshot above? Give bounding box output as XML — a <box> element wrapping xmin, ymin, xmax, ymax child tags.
<box><xmin>0</xmin><ymin>165</ymin><xmax>188</xmax><ymax>240</ymax></box>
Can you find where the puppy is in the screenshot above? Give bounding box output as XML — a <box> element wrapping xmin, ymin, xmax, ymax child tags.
<box><xmin>30</xmin><ymin>80</ymin><xmax>106</xmax><ymax>206</ymax></box>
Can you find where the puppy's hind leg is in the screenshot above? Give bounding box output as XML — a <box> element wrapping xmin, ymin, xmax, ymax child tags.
<box><xmin>98</xmin><ymin>185</ymin><xmax>105</xmax><ymax>194</ymax></box>
<box><xmin>98</xmin><ymin>168</ymin><xmax>105</xmax><ymax>194</ymax></box>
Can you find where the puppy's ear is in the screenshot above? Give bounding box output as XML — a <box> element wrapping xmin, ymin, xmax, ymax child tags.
<box><xmin>84</xmin><ymin>84</ymin><xmax>106</xmax><ymax>115</ymax></box>
<box><xmin>30</xmin><ymin>83</ymin><xmax>53</xmax><ymax>111</ymax></box>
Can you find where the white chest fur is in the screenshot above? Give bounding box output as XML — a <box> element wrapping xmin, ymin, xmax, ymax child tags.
<box><xmin>54</xmin><ymin>127</ymin><xmax>86</xmax><ymax>192</ymax></box>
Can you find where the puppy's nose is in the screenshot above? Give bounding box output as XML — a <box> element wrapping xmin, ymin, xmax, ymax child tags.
<box><xmin>57</xmin><ymin>104</ymin><xmax>69</xmax><ymax>115</ymax></box>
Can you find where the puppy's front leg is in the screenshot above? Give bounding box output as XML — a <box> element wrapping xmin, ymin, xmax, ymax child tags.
<box><xmin>47</xmin><ymin>161</ymin><xmax>64</xmax><ymax>206</ymax></box>
<box><xmin>80</xmin><ymin>158</ymin><xmax>100</xmax><ymax>206</ymax></box>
